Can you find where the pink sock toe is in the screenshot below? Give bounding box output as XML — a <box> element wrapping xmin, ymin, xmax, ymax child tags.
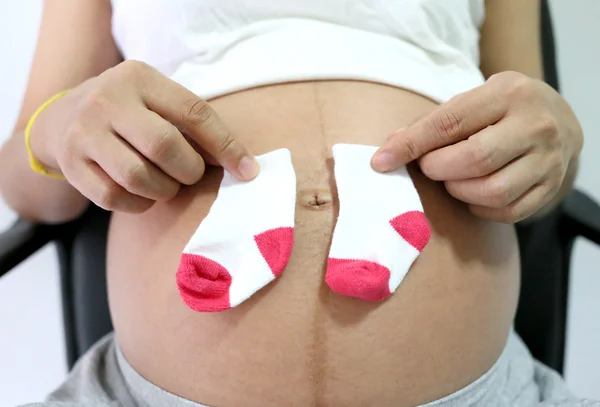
<box><xmin>176</xmin><ymin>254</ymin><xmax>233</xmax><ymax>312</ymax></box>
<box><xmin>390</xmin><ymin>210</ymin><xmax>431</xmax><ymax>251</ymax></box>
<box><xmin>326</xmin><ymin>258</ymin><xmax>391</xmax><ymax>301</ymax></box>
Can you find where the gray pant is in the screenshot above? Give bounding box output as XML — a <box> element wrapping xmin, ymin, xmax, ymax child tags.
<box><xmin>20</xmin><ymin>330</ymin><xmax>600</xmax><ymax>407</ymax></box>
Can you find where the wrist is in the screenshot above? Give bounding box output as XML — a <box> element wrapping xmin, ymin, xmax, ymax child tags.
<box><xmin>27</xmin><ymin>92</ymin><xmax>70</xmax><ymax>175</ymax></box>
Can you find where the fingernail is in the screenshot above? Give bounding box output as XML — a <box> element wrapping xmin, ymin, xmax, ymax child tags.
<box><xmin>371</xmin><ymin>151</ymin><xmax>395</xmax><ymax>172</ymax></box>
<box><xmin>238</xmin><ymin>156</ymin><xmax>260</xmax><ymax>180</ymax></box>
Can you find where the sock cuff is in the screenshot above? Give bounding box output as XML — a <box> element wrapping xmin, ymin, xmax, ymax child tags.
<box><xmin>332</xmin><ymin>144</ymin><xmax>379</xmax><ymax>174</ymax></box>
<box><xmin>222</xmin><ymin>148</ymin><xmax>294</xmax><ymax>187</ymax></box>
<box><xmin>257</xmin><ymin>148</ymin><xmax>294</xmax><ymax>175</ymax></box>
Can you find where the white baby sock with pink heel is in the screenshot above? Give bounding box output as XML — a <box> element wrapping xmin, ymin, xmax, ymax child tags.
<box><xmin>176</xmin><ymin>144</ymin><xmax>429</xmax><ymax>310</ymax></box>
<box><xmin>176</xmin><ymin>149</ymin><xmax>296</xmax><ymax>312</ymax></box>
<box><xmin>326</xmin><ymin>144</ymin><xmax>431</xmax><ymax>301</ymax></box>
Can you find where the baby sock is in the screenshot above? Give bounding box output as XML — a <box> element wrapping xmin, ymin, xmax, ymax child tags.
<box><xmin>176</xmin><ymin>149</ymin><xmax>296</xmax><ymax>312</ymax></box>
<box><xmin>326</xmin><ymin>144</ymin><xmax>431</xmax><ymax>302</ymax></box>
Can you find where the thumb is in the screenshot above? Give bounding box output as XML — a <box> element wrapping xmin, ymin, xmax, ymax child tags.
<box><xmin>371</xmin><ymin>126</ymin><xmax>425</xmax><ymax>172</ymax></box>
<box><xmin>371</xmin><ymin>82</ymin><xmax>506</xmax><ymax>172</ymax></box>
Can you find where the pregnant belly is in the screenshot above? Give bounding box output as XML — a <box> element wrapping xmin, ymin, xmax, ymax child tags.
<box><xmin>107</xmin><ymin>81</ymin><xmax>520</xmax><ymax>407</ymax></box>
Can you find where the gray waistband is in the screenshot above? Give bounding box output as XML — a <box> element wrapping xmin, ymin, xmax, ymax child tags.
<box><xmin>112</xmin><ymin>330</ymin><xmax>550</xmax><ymax>407</ymax></box>
<box><xmin>116</xmin><ymin>342</ymin><xmax>207</xmax><ymax>407</ymax></box>
<box><xmin>43</xmin><ymin>329</ymin><xmax>584</xmax><ymax>407</ymax></box>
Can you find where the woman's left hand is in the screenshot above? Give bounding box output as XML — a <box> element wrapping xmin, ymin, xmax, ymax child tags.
<box><xmin>371</xmin><ymin>71</ymin><xmax>584</xmax><ymax>223</ymax></box>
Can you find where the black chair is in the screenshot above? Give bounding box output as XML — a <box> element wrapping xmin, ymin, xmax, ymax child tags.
<box><xmin>1</xmin><ymin>0</ymin><xmax>600</xmax><ymax>376</ymax></box>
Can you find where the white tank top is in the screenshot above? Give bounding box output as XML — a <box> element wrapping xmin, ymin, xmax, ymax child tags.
<box><xmin>111</xmin><ymin>0</ymin><xmax>486</xmax><ymax>103</ymax></box>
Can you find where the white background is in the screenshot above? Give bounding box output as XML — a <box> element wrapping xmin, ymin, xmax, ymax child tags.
<box><xmin>0</xmin><ymin>1</ymin><xmax>599</xmax><ymax>406</ymax></box>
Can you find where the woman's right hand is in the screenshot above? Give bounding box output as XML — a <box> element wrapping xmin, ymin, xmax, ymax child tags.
<box><xmin>29</xmin><ymin>60</ymin><xmax>259</xmax><ymax>213</ymax></box>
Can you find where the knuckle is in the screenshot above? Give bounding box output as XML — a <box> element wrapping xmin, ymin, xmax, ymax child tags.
<box><xmin>504</xmin><ymin>205</ymin><xmax>525</xmax><ymax>223</ymax></box>
<box><xmin>483</xmin><ymin>178</ymin><xmax>512</xmax><ymax>208</ymax></box>
<box><xmin>533</xmin><ymin>113</ymin><xmax>560</xmax><ymax>138</ymax></box>
<box><xmin>95</xmin><ymin>183</ymin><xmax>120</xmax><ymax>209</ymax></box>
<box><xmin>487</xmin><ymin>72</ymin><xmax>506</xmax><ymax>86</ymax></box>
<box><xmin>180</xmin><ymin>158</ymin><xmax>206</xmax><ymax>186</ymax></box>
<box><xmin>118</xmin><ymin>60</ymin><xmax>150</xmax><ymax>77</ymax></box>
<box><xmin>182</xmin><ymin>99</ymin><xmax>213</xmax><ymax>128</ymax></box>
<box><xmin>54</xmin><ymin>149</ymin><xmax>74</xmax><ymax>174</ymax></box>
<box><xmin>63</xmin><ymin>123</ymin><xmax>92</xmax><ymax>156</ymax></box>
<box><xmin>146</xmin><ymin>125</ymin><xmax>178</xmax><ymax>161</ymax></box>
<box><xmin>489</xmin><ymin>210</ymin><xmax>512</xmax><ymax>224</ymax></box>
<box><xmin>159</xmin><ymin>181</ymin><xmax>181</xmax><ymax>201</ymax></box>
<box><xmin>187</xmin><ymin>157</ymin><xmax>206</xmax><ymax>185</ymax></box>
<box><xmin>216</xmin><ymin>132</ymin><xmax>238</xmax><ymax>155</ymax></box>
<box><xmin>487</xmin><ymin>73</ymin><xmax>502</xmax><ymax>86</ymax></box>
<box><xmin>429</xmin><ymin>111</ymin><xmax>463</xmax><ymax>142</ymax></box>
<box><xmin>507</xmin><ymin>75</ymin><xmax>537</xmax><ymax>100</ymax></box>
<box><xmin>490</xmin><ymin>70</ymin><xmax>521</xmax><ymax>84</ymax></box>
<box><xmin>469</xmin><ymin>141</ymin><xmax>494</xmax><ymax>174</ymax></box>
<box><xmin>81</xmin><ymin>89</ymin><xmax>112</xmax><ymax>111</ymax></box>
<box><xmin>119</xmin><ymin>161</ymin><xmax>147</xmax><ymax>190</ymax></box>
<box><xmin>418</xmin><ymin>154</ymin><xmax>438</xmax><ymax>179</ymax></box>
<box><xmin>128</xmin><ymin>199</ymin><xmax>155</xmax><ymax>214</ymax></box>
<box><xmin>64</xmin><ymin>121</ymin><xmax>85</xmax><ymax>143</ymax></box>
<box><xmin>396</xmin><ymin>136</ymin><xmax>420</xmax><ymax>161</ymax></box>
<box><xmin>548</xmin><ymin>153</ymin><xmax>567</xmax><ymax>176</ymax></box>
<box><xmin>548</xmin><ymin>179</ymin><xmax>562</xmax><ymax>197</ymax></box>
<box><xmin>539</xmin><ymin>181</ymin><xmax>555</xmax><ymax>197</ymax></box>
<box><xmin>113</xmin><ymin>60</ymin><xmax>153</xmax><ymax>88</ymax></box>
<box><xmin>444</xmin><ymin>180</ymin><xmax>463</xmax><ymax>200</ymax></box>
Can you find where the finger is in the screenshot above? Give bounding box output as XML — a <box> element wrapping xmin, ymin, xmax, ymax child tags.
<box><xmin>112</xmin><ymin>109</ymin><xmax>206</xmax><ymax>185</ymax></box>
<box><xmin>183</xmin><ymin>133</ymin><xmax>219</xmax><ymax>166</ymax></box>
<box><xmin>372</xmin><ymin>82</ymin><xmax>507</xmax><ymax>171</ymax></box>
<box><xmin>469</xmin><ymin>183</ymin><xmax>556</xmax><ymax>223</ymax></box>
<box><xmin>66</xmin><ymin>158</ymin><xmax>155</xmax><ymax>213</ymax></box>
<box><xmin>84</xmin><ymin>132</ymin><xmax>181</xmax><ymax>202</ymax></box>
<box><xmin>419</xmin><ymin>117</ymin><xmax>533</xmax><ymax>181</ymax></box>
<box><xmin>444</xmin><ymin>154</ymin><xmax>543</xmax><ymax>209</ymax></box>
<box><xmin>136</xmin><ymin>68</ymin><xmax>259</xmax><ymax>180</ymax></box>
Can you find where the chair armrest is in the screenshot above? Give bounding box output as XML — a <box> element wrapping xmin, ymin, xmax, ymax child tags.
<box><xmin>0</xmin><ymin>218</ymin><xmax>62</xmax><ymax>278</ymax></box>
<box><xmin>563</xmin><ymin>189</ymin><xmax>600</xmax><ymax>245</ymax></box>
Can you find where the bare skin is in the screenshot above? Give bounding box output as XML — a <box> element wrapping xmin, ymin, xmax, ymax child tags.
<box><xmin>0</xmin><ymin>0</ymin><xmax>575</xmax><ymax>406</ymax></box>
<box><xmin>109</xmin><ymin>81</ymin><xmax>520</xmax><ymax>406</ymax></box>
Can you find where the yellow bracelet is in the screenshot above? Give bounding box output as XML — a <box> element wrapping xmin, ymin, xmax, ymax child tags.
<box><xmin>25</xmin><ymin>90</ymin><xmax>70</xmax><ymax>180</ymax></box>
